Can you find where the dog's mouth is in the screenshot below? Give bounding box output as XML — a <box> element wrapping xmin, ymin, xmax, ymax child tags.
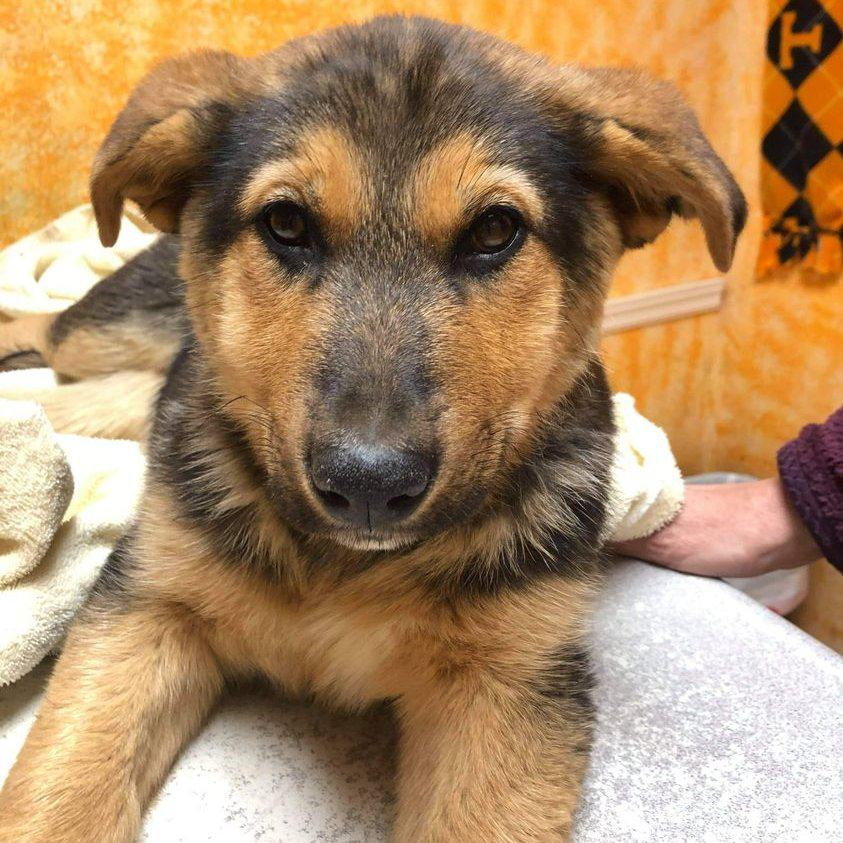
<box><xmin>325</xmin><ymin>528</ymin><xmax>421</xmax><ymax>553</ymax></box>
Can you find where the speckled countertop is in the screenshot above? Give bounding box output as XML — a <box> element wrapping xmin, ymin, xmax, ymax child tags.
<box><xmin>2</xmin><ymin>561</ymin><xmax>841</xmax><ymax>841</ymax></box>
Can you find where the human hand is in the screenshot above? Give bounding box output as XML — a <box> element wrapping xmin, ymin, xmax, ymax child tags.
<box><xmin>611</xmin><ymin>477</ymin><xmax>822</xmax><ymax>578</ymax></box>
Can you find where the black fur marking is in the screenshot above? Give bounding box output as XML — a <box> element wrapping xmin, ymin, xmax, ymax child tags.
<box><xmin>728</xmin><ymin>181</ymin><xmax>749</xmax><ymax>241</ymax></box>
<box><xmin>442</xmin><ymin>551</ymin><xmax>557</xmax><ymax>598</ymax></box>
<box><xmin>49</xmin><ymin>236</ymin><xmax>186</xmax><ymax>346</ymax></box>
<box><xmin>665</xmin><ymin>195</ymin><xmax>683</xmax><ymax>216</ymax></box>
<box><xmin>89</xmin><ymin>531</ymin><xmax>138</xmax><ymax>608</ymax></box>
<box><xmin>310</xmin><ymin>262</ymin><xmax>438</xmax><ymax>456</ymax></box>
<box><xmin>0</xmin><ymin>350</ymin><xmax>46</xmax><ymax>372</ymax></box>
<box><xmin>147</xmin><ymin>345</ymin><xmax>282</xmax><ymax>574</ymax></box>
<box><xmin>613</xmin><ymin>119</ymin><xmax>657</xmax><ymax>145</ymax></box>
<box><xmin>532</xmin><ymin>642</ymin><xmax>596</xmax><ymax>748</ymax></box>
<box><xmin>426</xmin><ymin>361</ymin><xmax>614</xmax><ymax>599</ymax></box>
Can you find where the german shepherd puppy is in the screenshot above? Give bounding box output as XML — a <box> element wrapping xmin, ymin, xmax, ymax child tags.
<box><xmin>0</xmin><ymin>16</ymin><xmax>745</xmax><ymax>842</ymax></box>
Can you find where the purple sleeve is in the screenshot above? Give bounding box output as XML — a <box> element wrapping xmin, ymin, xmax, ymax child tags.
<box><xmin>777</xmin><ymin>406</ymin><xmax>843</xmax><ymax>572</ymax></box>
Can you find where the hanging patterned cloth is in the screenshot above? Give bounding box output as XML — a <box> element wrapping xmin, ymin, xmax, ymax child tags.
<box><xmin>760</xmin><ymin>0</ymin><xmax>843</xmax><ymax>275</ymax></box>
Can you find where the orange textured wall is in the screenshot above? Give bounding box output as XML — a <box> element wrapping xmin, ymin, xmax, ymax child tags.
<box><xmin>2</xmin><ymin>1</ymin><xmax>841</xmax><ymax>642</ymax></box>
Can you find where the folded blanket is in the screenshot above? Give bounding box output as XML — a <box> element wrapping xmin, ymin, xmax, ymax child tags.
<box><xmin>0</xmin><ymin>399</ymin><xmax>73</xmax><ymax>587</ymax></box>
<box><xmin>0</xmin><ymin>205</ymin><xmax>684</xmax><ymax>686</ymax></box>
<box><xmin>0</xmin><ymin>204</ymin><xmax>157</xmax><ymax>318</ymax></box>
<box><xmin>0</xmin><ymin>404</ymin><xmax>144</xmax><ymax>686</ymax></box>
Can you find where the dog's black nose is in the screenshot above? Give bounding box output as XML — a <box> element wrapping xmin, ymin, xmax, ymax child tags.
<box><xmin>310</xmin><ymin>441</ymin><xmax>432</xmax><ymax>530</ymax></box>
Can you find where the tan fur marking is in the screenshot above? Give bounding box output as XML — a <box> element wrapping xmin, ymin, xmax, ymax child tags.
<box><xmin>0</xmin><ymin>370</ymin><xmax>164</xmax><ymax>440</ymax></box>
<box><xmin>0</xmin><ymin>603</ymin><xmax>223</xmax><ymax>843</ymax></box>
<box><xmin>395</xmin><ymin>683</ymin><xmax>588</xmax><ymax>842</ymax></box>
<box><xmin>239</xmin><ymin>126</ymin><xmax>367</xmax><ymax>240</ymax></box>
<box><xmin>412</xmin><ymin>132</ymin><xmax>546</xmax><ymax>245</ymax></box>
<box><xmin>133</xmin><ymin>483</ymin><xmax>595</xmax><ymax>706</ymax></box>
<box><xmin>132</xmin><ymin>483</ymin><xmax>596</xmax><ymax>841</ymax></box>
<box><xmin>90</xmin><ymin>49</ymin><xmax>284</xmax><ymax>245</ymax></box>
<box><xmin>408</xmin><ymin>134</ymin><xmax>577</xmax><ymax>504</ymax></box>
<box><xmin>0</xmin><ymin>313</ymin><xmax>54</xmax><ymax>359</ymax></box>
<box><xmin>48</xmin><ymin>322</ymin><xmax>178</xmax><ymax>379</ymax></box>
<box><xmin>422</xmin><ymin>231</ymin><xmax>593</xmax><ymax>513</ymax></box>
<box><xmin>182</xmin><ymin>233</ymin><xmax>334</xmax><ymax>511</ymax></box>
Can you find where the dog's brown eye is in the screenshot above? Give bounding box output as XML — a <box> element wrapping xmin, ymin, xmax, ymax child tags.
<box><xmin>467</xmin><ymin>208</ymin><xmax>519</xmax><ymax>254</ymax></box>
<box><xmin>265</xmin><ymin>202</ymin><xmax>309</xmax><ymax>247</ymax></box>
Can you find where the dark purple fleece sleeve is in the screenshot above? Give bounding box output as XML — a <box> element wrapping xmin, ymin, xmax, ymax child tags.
<box><xmin>777</xmin><ymin>406</ymin><xmax>843</xmax><ymax>572</ymax></box>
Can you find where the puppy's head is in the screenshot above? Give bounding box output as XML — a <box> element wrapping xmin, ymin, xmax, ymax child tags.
<box><xmin>91</xmin><ymin>17</ymin><xmax>745</xmax><ymax>551</ymax></box>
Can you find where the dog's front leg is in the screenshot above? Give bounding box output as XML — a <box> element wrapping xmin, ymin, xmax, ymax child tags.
<box><xmin>394</xmin><ymin>668</ymin><xmax>593</xmax><ymax>842</ymax></box>
<box><xmin>0</xmin><ymin>600</ymin><xmax>223</xmax><ymax>843</ymax></box>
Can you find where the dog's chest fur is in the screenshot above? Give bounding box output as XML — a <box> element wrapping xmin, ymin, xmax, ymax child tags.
<box><xmin>203</xmin><ymin>576</ymin><xmax>414</xmax><ymax>705</ymax></box>
<box><xmin>134</xmin><ymin>476</ymin><xmax>598</xmax><ymax>711</ymax></box>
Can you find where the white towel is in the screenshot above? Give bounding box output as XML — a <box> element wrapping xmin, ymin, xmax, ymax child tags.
<box><xmin>0</xmin><ymin>400</ymin><xmax>73</xmax><ymax>587</ymax></box>
<box><xmin>604</xmin><ymin>393</ymin><xmax>685</xmax><ymax>542</ymax></box>
<box><xmin>0</xmin><ymin>205</ymin><xmax>684</xmax><ymax>686</ymax></box>
<box><xmin>0</xmin><ymin>204</ymin><xmax>157</xmax><ymax>318</ymax></box>
<box><xmin>0</xmin><ymin>404</ymin><xmax>144</xmax><ymax>686</ymax></box>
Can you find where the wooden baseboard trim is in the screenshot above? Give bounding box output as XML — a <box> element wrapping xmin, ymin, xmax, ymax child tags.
<box><xmin>602</xmin><ymin>277</ymin><xmax>726</xmax><ymax>335</ymax></box>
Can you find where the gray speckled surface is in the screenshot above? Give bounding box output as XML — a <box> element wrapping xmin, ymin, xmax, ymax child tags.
<box><xmin>575</xmin><ymin>562</ymin><xmax>842</xmax><ymax>842</ymax></box>
<box><xmin>1</xmin><ymin>561</ymin><xmax>841</xmax><ymax>841</ymax></box>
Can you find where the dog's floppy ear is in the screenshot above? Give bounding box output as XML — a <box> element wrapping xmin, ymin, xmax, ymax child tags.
<box><xmin>90</xmin><ymin>50</ymin><xmax>258</xmax><ymax>246</ymax></box>
<box><xmin>558</xmin><ymin>67</ymin><xmax>747</xmax><ymax>272</ymax></box>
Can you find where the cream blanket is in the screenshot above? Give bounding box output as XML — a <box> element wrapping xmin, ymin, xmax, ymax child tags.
<box><xmin>0</xmin><ymin>205</ymin><xmax>683</xmax><ymax>686</ymax></box>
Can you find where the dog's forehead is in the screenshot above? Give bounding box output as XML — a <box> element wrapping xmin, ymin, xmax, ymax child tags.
<box><xmin>200</xmin><ymin>22</ymin><xmax>588</xmax><ymax>255</ymax></box>
<box><xmin>268</xmin><ymin>19</ymin><xmax>536</xmax><ymax>150</ymax></box>
<box><xmin>229</xmin><ymin>39</ymin><xmax>555</xmax><ymax>224</ymax></box>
